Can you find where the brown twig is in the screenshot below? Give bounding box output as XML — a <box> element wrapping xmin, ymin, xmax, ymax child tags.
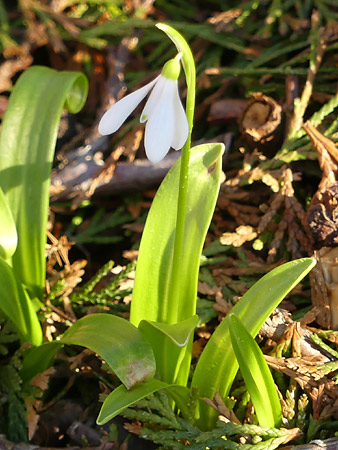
<box><xmin>288</xmin><ymin>11</ymin><xmax>327</xmax><ymax>136</ymax></box>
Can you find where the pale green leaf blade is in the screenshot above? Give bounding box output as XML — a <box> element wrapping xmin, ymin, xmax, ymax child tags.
<box><xmin>97</xmin><ymin>379</ymin><xmax>169</xmax><ymax>425</ymax></box>
<box><xmin>97</xmin><ymin>379</ymin><xmax>191</xmax><ymax>426</ymax></box>
<box><xmin>192</xmin><ymin>257</ymin><xmax>316</xmax><ymax>429</ymax></box>
<box><xmin>165</xmin><ymin>384</ymin><xmax>191</xmax><ymax>418</ymax></box>
<box><xmin>20</xmin><ymin>341</ymin><xmax>62</xmax><ymax>381</ymax></box>
<box><xmin>228</xmin><ymin>313</ymin><xmax>282</xmax><ymax>428</ymax></box>
<box><xmin>0</xmin><ymin>66</ymin><xmax>88</xmax><ymax>299</ymax></box>
<box><xmin>61</xmin><ymin>314</ymin><xmax>156</xmax><ymax>389</ymax></box>
<box><xmin>130</xmin><ymin>143</ymin><xmax>224</xmax><ymax>326</ymax></box>
<box><xmin>0</xmin><ymin>185</ymin><xmax>17</xmax><ymax>260</ymax></box>
<box><xmin>20</xmin><ymin>314</ymin><xmax>157</xmax><ymax>386</ymax></box>
<box><xmin>139</xmin><ymin>315</ymin><xmax>199</xmax><ymax>347</ymax></box>
<box><xmin>0</xmin><ymin>257</ymin><xmax>42</xmax><ymax>345</ymax></box>
<box><xmin>139</xmin><ymin>316</ymin><xmax>198</xmax><ymax>385</ymax></box>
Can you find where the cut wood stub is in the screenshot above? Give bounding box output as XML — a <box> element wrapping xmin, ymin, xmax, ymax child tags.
<box><xmin>239</xmin><ymin>93</ymin><xmax>284</xmax><ymax>157</ymax></box>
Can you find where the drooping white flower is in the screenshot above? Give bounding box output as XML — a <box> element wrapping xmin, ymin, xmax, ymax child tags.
<box><xmin>98</xmin><ymin>55</ymin><xmax>189</xmax><ymax>163</ymax></box>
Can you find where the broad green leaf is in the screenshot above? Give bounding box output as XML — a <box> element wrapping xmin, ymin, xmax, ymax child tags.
<box><xmin>139</xmin><ymin>315</ymin><xmax>199</xmax><ymax>347</ymax></box>
<box><xmin>97</xmin><ymin>379</ymin><xmax>169</xmax><ymax>425</ymax></box>
<box><xmin>0</xmin><ymin>185</ymin><xmax>17</xmax><ymax>260</ymax></box>
<box><xmin>0</xmin><ymin>257</ymin><xmax>42</xmax><ymax>345</ymax></box>
<box><xmin>130</xmin><ymin>143</ymin><xmax>224</xmax><ymax>327</ymax></box>
<box><xmin>20</xmin><ymin>341</ymin><xmax>62</xmax><ymax>381</ymax></box>
<box><xmin>61</xmin><ymin>314</ymin><xmax>156</xmax><ymax>389</ymax></box>
<box><xmin>97</xmin><ymin>379</ymin><xmax>191</xmax><ymax>426</ymax></box>
<box><xmin>228</xmin><ymin>314</ymin><xmax>282</xmax><ymax>428</ymax></box>
<box><xmin>139</xmin><ymin>316</ymin><xmax>198</xmax><ymax>384</ymax></box>
<box><xmin>0</xmin><ymin>66</ymin><xmax>88</xmax><ymax>299</ymax></box>
<box><xmin>165</xmin><ymin>384</ymin><xmax>191</xmax><ymax>418</ymax></box>
<box><xmin>21</xmin><ymin>314</ymin><xmax>157</xmax><ymax>387</ymax></box>
<box><xmin>192</xmin><ymin>257</ymin><xmax>316</xmax><ymax>429</ymax></box>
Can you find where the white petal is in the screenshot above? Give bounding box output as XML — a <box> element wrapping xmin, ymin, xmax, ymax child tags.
<box><xmin>144</xmin><ymin>80</ymin><xmax>178</xmax><ymax>163</ymax></box>
<box><xmin>140</xmin><ymin>75</ymin><xmax>167</xmax><ymax>123</ymax></box>
<box><xmin>98</xmin><ymin>76</ymin><xmax>160</xmax><ymax>135</ymax></box>
<box><xmin>171</xmin><ymin>83</ymin><xmax>189</xmax><ymax>150</ymax></box>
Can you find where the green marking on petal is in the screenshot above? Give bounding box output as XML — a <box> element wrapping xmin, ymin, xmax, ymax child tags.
<box><xmin>161</xmin><ymin>56</ymin><xmax>181</xmax><ymax>80</ymax></box>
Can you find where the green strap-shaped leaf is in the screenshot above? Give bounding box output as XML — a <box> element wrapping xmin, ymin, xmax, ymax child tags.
<box><xmin>0</xmin><ymin>185</ymin><xmax>17</xmax><ymax>260</ymax></box>
<box><xmin>139</xmin><ymin>316</ymin><xmax>198</xmax><ymax>384</ymax></box>
<box><xmin>0</xmin><ymin>257</ymin><xmax>42</xmax><ymax>345</ymax></box>
<box><xmin>97</xmin><ymin>378</ymin><xmax>191</xmax><ymax>426</ymax></box>
<box><xmin>20</xmin><ymin>341</ymin><xmax>62</xmax><ymax>381</ymax></box>
<box><xmin>228</xmin><ymin>313</ymin><xmax>282</xmax><ymax>428</ymax></box>
<box><xmin>130</xmin><ymin>143</ymin><xmax>224</xmax><ymax>327</ymax></box>
<box><xmin>139</xmin><ymin>315</ymin><xmax>199</xmax><ymax>347</ymax></box>
<box><xmin>61</xmin><ymin>314</ymin><xmax>156</xmax><ymax>389</ymax></box>
<box><xmin>97</xmin><ymin>379</ymin><xmax>169</xmax><ymax>425</ymax></box>
<box><xmin>0</xmin><ymin>66</ymin><xmax>88</xmax><ymax>299</ymax></box>
<box><xmin>192</xmin><ymin>257</ymin><xmax>316</xmax><ymax>429</ymax></box>
<box><xmin>21</xmin><ymin>313</ymin><xmax>156</xmax><ymax>388</ymax></box>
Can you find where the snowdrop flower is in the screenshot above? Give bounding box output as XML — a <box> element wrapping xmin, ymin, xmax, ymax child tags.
<box><xmin>98</xmin><ymin>54</ymin><xmax>189</xmax><ymax>163</ymax></box>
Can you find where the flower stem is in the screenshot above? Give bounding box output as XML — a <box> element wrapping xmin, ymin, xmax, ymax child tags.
<box><xmin>156</xmin><ymin>24</ymin><xmax>196</xmax><ymax>324</ymax></box>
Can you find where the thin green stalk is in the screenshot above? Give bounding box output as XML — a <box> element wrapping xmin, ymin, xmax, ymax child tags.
<box><xmin>156</xmin><ymin>23</ymin><xmax>196</xmax><ymax>324</ymax></box>
<box><xmin>168</xmin><ymin>137</ymin><xmax>191</xmax><ymax>323</ymax></box>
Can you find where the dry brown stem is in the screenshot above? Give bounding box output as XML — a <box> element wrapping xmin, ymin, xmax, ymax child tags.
<box><xmin>289</xmin><ymin>12</ymin><xmax>327</xmax><ymax>135</ymax></box>
<box><xmin>203</xmin><ymin>393</ymin><xmax>242</xmax><ymax>425</ymax></box>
